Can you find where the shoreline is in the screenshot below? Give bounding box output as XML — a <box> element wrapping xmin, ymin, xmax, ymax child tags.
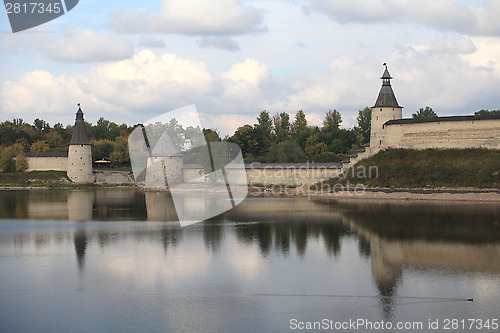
<box><xmin>0</xmin><ymin>184</ymin><xmax>499</xmax><ymax>203</ymax></box>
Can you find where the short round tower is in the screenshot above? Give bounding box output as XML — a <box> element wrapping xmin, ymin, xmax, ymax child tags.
<box><xmin>145</xmin><ymin>131</ymin><xmax>184</xmax><ymax>189</ymax></box>
<box><xmin>370</xmin><ymin>65</ymin><xmax>403</xmax><ymax>149</ymax></box>
<box><xmin>68</xmin><ymin>104</ymin><xmax>93</xmax><ymax>183</ymax></box>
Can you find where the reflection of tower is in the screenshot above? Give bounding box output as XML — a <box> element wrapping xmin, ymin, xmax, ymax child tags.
<box><xmin>74</xmin><ymin>230</ymin><xmax>88</xmax><ymax>271</ymax></box>
<box><xmin>67</xmin><ymin>190</ymin><xmax>94</xmax><ymax>221</ymax></box>
<box><xmin>370</xmin><ymin>236</ymin><xmax>401</xmax><ymax>322</ymax></box>
<box><xmin>370</xmin><ymin>65</ymin><xmax>403</xmax><ymax>149</ymax></box>
<box><xmin>68</xmin><ymin>105</ymin><xmax>93</xmax><ymax>183</ymax></box>
<box><xmin>145</xmin><ymin>131</ymin><xmax>183</xmax><ymax>189</ymax></box>
<box><xmin>144</xmin><ymin>191</ymin><xmax>178</xmax><ymax>221</ymax></box>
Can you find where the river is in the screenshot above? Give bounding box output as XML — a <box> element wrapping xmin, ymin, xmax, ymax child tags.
<box><xmin>0</xmin><ymin>189</ymin><xmax>498</xmax><ymax>332</ymax></box>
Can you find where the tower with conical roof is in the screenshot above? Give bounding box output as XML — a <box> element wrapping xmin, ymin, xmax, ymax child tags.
<box><xmin>67</xmin><ymin>104</ymin><xmax>93</xmax><ymax>183</ymax></box>
<box><xmin>370</xmin><ymin>65</ymin><xmax>403</xmax><ymax>149</ymax></box>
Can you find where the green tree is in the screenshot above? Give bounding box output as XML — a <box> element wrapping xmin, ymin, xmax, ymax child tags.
<box><xmin>92</xmin><ymin>139</ymin><xmax>114</xmax><ymax>161</ymax></box>
<box><xmin>412</xmin><ymin>107</ymin><xmax>438</xmax><ymax>119</ymax></box>
<box><xmin>322</xmin><ymin>109</ymin><xmax>342</xmax><ymax>132</ymax></box>
<box><xmin>291</xmin><ymin>110</ymin><xmax>310</xmax><ymax>149</ymax></box>
<box><xmin>203</xmin><ymin>128</ymin><xmax>221</xmax><ymax>142</ymax></box>
<box><xmin>254</xmin><ymin>110</ymin><xmax>273</xmax><ymax>156</ymax></box>
<box><xmin>228</xmin><ymin>125</ymin><xmax>258</xmax><ymax>158</ymax></box>
<box><xmin>475</xmin><ymin>109</ymin><xmax>500</xmax><ymax>115</ymax></box>
<box><xmin>265</xmin><ymin>140</ymin><xmax>307</xmax><ymax>163</ymax></box>
<box><xmin>44</xmin><ymin>131</ymin><xmax>65</xmax><ymax>149</ymax></box>
<box><xmin>33</xmin><ymin>118</ymin><xmax>50</xmax><ymax>132</ymax></box>
<box><xmin>304</xmin><ymin>133</ymin><xmax>327</xmax><ymax>157</ymax></box>
<box><xmin>110</xmin><ymin>136</ymin><xmax>130</xmax><ymax>166</ymax></box>
<box><xmin>273</xmin><ymin>112</ymin><xmax>291</xmax><ymax>142</ymax></box>
<box><xmin>355</xmin><ymin>107</ymin><xmax>371</xmax><ymax>144</ymax></box>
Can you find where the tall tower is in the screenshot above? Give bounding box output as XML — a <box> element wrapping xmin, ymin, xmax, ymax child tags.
<box><xmin>370</xmin><ymin>65</ymin><xmax>403</xmax><ymax>149</ymax></box>
<box><xmin>68</xmin><ymin>104</ymin><xmax>93</xmax><ymax>183</ymax></box>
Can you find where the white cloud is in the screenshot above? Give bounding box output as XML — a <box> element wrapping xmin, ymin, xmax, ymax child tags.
<box><xmin>138</xmin><ymin>38</ymin><xmax>166</xmax><ymax>48</ymax></box>
<box><xmin>199</xmin><ymin>36</ymin><xmax>240</xmax><ymax>51</ymax></box>
<box><xmin>307</xmin><ymin>0</ymin><xmax>500</xmax><ymax>36</ymax></box>
<box><xmin>42</xmin><ymin>25</ymin><xmax>134</xmax><ymax>63</ymax></box>
<box><xmin>2</xmin><ymin>38</ymin><xmax>500</xmax><ymax>136</ymax></box>
<box><xmin>108</xmin><ymin>0</ymin><xmax>266</xmax><ymax>36</ymax></box>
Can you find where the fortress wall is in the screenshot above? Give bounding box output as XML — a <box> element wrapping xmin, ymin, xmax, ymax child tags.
<box><xmin>383</xmin><ymin>119</ymin><xmax>500</xmax><ymax>149</ymax></box>
<box><xmin>26</xmin><ymin>157</ymin><xmax>68</xmax><ymax>172</ymax></box>
<box><xmin>182</xmin><ymin>167</ymin><xmax>341</xmax><ymax>186</ymax></box>
<box><xmin>246</xmin><ymin>167</ymin><xmax>341</xmax><ymax>186</ymax></box>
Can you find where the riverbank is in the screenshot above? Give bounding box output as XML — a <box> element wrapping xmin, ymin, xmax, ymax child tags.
<box><xmin>250</xmin><ymin>185</ymin><xmax>500</xmax><ymax>203</ymax></box>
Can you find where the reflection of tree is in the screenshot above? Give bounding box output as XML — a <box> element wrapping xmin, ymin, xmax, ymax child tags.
<box><xmin>0</xmin><ymin>191</ymin><xmax>29</xmax><ymax>218</ymax></box>
<box><xmin>341</xmin><ymin>202</ymin><xmax>500</xmax><ymax>243</ymax></box>
<box><xmin>160</xmin><ymin>227</ymin><xmax>183</xmax><ymax>253</ymax></box>
<box><xmin>233</xmin><ymin>220</ymin><xmax>349</xmax><ymax>258</ymax></box>
<box><xmin>202</xmin><ymin>216</ymin><xmax>224</xmax><ymax>254</ymax></box>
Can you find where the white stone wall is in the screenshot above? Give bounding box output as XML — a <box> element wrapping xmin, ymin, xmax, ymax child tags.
<box><xmin>246</xmin><ymin>167</ymin><xmax>341</xmax><ymax>186</ymax></box>
<box><xmin>382</xmin><ymin>118</ymin><xmax>500</xmax><ymax>149</ymax></box>
<box><xmin>145</xmin><ymin>156</ymin><xmax>183</xmax><ymax>188</ymax></box>
<box><xmin>26</xmin><ymin>157</ymin><xmax>68</xmax><ymax>172</ymax></box>
<box><xmin>67</xmin><ymin>144</ymin><xmax>93</xmax><ymax>183</ymax></box>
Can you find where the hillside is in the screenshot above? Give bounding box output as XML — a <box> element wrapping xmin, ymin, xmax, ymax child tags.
<box><xmin>329</xmin><ymin>148</ymin><xmax>500</xmax><ymax>189</ymax></box>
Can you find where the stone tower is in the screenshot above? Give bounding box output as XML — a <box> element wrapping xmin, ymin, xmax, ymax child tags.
<box><xmin>68</xmin><ymin>104</ymin><xmax>93</xmax><ymax>183</ymax></box>
<box><xmin>145</xmin><ymin>131</ymin><xmax>184</xmax><ymax>189</ymax></box>
<box><xmin>370</xmin><ymin>65</ymin><xmax>403</xmax><ymax>149</ymax></box>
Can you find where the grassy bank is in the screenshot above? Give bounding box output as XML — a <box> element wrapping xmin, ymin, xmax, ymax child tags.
<box><xmin>0</xmin><ymin>171</ymin><xmax>70</xmax><ymax>186</ymax></box>
<box><xmin>0</xmin><ymin>171</ymin><xmax>136</xmax><ymax>187</ymax></box>
<box><xmin>328</xmin><ymin>148</ymin><xmax>500</xmax><ymax>188</ymax></box>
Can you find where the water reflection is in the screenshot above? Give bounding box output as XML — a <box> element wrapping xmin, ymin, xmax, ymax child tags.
<box><xmin>0</xmin><ymin>190</ymin><xmax>499</xmax><ymax>332</ymax></box>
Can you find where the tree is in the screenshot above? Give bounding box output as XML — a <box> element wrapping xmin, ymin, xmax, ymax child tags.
<box><xmin>412</xmin><ymin>107</ymin><xmax>438</xmax><ymax>119</ymax></box>
<box><xmin>265</xmin><ymin>140</ymin><xmax>307</xmax><ymax>163</ymax></box>
<box><xmin>44</xmin><ymin>131</ymin><xmax>65</xmax><ymax>149</ymax></box>
<box><xmin>203</xmin><ymin>128</ymin><xmax>221</xmax><ymax>142</ymax></box>
<box><xmin>304</xmin><ymin>134</ymin><xmax>328</xmax><ymax>157</ymax></box>
<box><xmin>110</xmin><ymin>136</ymin><xmax>130</xmax><ymax>166</ymax></box>
<box><xmin>92</xmin><ymin>139</ymin><xmax>114</xmax><ymax>161</ymax></box>
<box><xmin>323</xmin><ymin>109</ymin><xmax>342</xmax><ymax>132</ymax></box>
<box><xmin>228</xmin><ymin>125</ymin><xmax>258</xmax><ymax>158</ymax></box>
<box><xmin>16</xmin><ymin>153</ymin><xmax>28</xmax><ymax>172</ymax></box>
<box><xmin>475</xmin><ymin>109</ymin><xmax>500</xmax><ymax>115</ymax></box>
<box><xmin>30</xmin><ymin>140</ymin><xmax>49</xmax><ymax>152</ymax></box>
<box><xmin>33</xmin><ymin>118</ymin><xmax>50</xmax><ymax>132</ymax></box>
<box><xmin>254</xmin><ymin>110</ymin><xmax>273</xmax><ymax>156</ymax></box>
<box><xmin>355</xmin><ymin>107</ymin><xmax>371</xmax><ymax>144</ymax></box>
<box><xmin>290</xmin><ymin>110</ymin><xmax>310</xmax><ymax>149</ymax></box>
<box><xmin>273</xmin><ymin>112</ymin><xmax>290</xmax><ymax>142</ymax></box>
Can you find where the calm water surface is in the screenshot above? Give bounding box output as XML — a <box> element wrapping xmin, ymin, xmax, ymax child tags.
<box><xmin>0</xmin><ymin>189</ymin><xmax>499</xmax><ymax>333</ymax></box>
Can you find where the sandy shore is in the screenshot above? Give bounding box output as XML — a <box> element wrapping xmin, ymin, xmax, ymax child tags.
<box><xmin>252</xmin><ymin>185</ymin><xmax>500</xmax><ymax>203</ymax></box>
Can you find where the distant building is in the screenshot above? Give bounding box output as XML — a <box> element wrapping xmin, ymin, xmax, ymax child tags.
<box><xmin>341</xmin><ymin>65</ymin><xmax>500</xmax><ymax>170</ymax></box>
<box><xmin>67</xmin><ymin>105</ymin><xmax>93</xmax><ymax>183</ymax></box>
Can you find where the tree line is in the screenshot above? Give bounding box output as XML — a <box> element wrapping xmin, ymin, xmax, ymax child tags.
<box><xmin>1</xmin><ymin>107</ymin><xmax>498</xmax><ymax>171</ymax></box>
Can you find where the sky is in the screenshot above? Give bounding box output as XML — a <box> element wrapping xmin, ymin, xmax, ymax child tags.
<box><xmin>1</xmin><ymin>0</ymin><xmax>500</xmax><ymax>136</ymax></box>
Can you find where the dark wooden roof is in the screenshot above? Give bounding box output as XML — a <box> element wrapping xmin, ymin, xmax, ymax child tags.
<box><xmin>23</xmin><ymin>152</ymin><xmax>68</xmax><ymax>157</ymax></box>
<box><xmin>385</xmin><ymin>114</ymin><xmax>500</xmax><ymax>126</ymax></box>
<box><xmin>70</xmin><ymin>106</ymin><xmax>91</xmax><ymax>145</ymax></box>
